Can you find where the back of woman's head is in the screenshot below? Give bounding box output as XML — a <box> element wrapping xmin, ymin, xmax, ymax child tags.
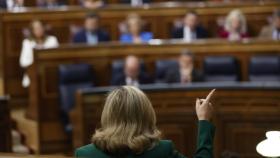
<box><xmin>92</xmin><ymin>86</ymin><xmax>161</xmax><ymax>155</ymax></box>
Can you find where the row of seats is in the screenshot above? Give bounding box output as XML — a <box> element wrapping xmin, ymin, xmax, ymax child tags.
<box><xmin>57</xmin><ymin>55</ymin><xmax>280</xmax><ymax>131</ymax></box>
<box><xmin>59</xmin><ymin>55</ymin><xmax>280</xmax><ymax>110</ymax></box>
<box><xmin>59</xmin><ymin>55</ymin><xmax>280</xmax><ymax>86</ymax></box>
<box><xmin>112</xmin><ymin>56</ymin><xmax>280</xmax><ymax>82</ymax></box>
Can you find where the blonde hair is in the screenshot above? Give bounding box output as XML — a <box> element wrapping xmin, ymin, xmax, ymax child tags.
<box><xmin>92</xmin><ymin>86</ymin><xmax>161</xmax><ymax>155</ymax></box>
<box><xmin>224</xmin><ymin>9</ymin><xmax>247</xmax><ymax>34</ymax></box>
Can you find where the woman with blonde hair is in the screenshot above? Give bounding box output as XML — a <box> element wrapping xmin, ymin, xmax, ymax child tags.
<box><xmin>219</xmin><ymin>9</ymin><xmax>249</xmax><ymax>41</ymax></box>
<box><xmin>75</xmin><ymin>86</ymin><xmax>216</xmax><ymax>158</ymax></box>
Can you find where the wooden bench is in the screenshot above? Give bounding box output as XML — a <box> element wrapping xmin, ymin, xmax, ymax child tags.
<box><xmin>0</xmin><ymin>153</ymin><xmax>72</xmax><ymax>158</ymax></box>
<box><xmin>0</xmin><ymin>96</ymin><xmax>11</xmax><ymax>152</ymax></box>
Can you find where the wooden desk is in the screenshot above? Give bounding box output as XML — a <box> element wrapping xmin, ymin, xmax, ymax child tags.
<box><xmin>28</xmin><ymin>39</ymin><xmax>280</xmax><ymax>154</ymax></box>
<box><xmin>0</xmin><ymin>153</ymin><xmax>72</xmax><ymax>158</ymax></box>
<box><xmin>0</xmin><ymin>96</ymin><xmax>11</xmax><ymax>152</ymax></box>
<box><xmin>0</xmin><ymin>1</ymin><xmax>279</xmax><ymax>106</ymax></box>
<box><xmin>73</xmin><ymin>83</ymin><xmax>280</xmax><ymax>158</ymax></box>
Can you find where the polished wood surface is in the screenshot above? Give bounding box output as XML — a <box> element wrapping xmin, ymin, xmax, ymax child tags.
<box><xmin>0</xmin><ymin>153</ymin><xmax>72</xmax><ymax>158</ymax></box>
<box><xmin>0</xmin><ymin>1</ymin><xmax>279</xmax><ymax>106</ymax></box>
<box><xmin>0</xmin><ymin>96</ymin><xmax>11</xmax><ymax>152</ymax></box>
<box><xmin>28</xmin><ymin>39</ymin><xmax>280</xmax><ymax>153</ymax></box>
<box><xmin>73</xmin><ymin>83</ymin><xmax>280</xmax><ymax>158</ymax></box>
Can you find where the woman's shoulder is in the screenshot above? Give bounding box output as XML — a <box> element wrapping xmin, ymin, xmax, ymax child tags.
<box><xmin>143</xmin><ymin>140</ymin><xmax>174</xmax><ymax>155</ymax></box>
<box><xmin>142</xmin><ymin>140</ymin><xmax>186</xmax><ymax>158</ymax></box>
<box><xmin>152</xmin><ymin>140</ymin><xmax>173</xmax><ymax>151</ymax></box>
<box><xmin>76</xmin><ymin>141</ymin><xmax>184</xmax><ymax>158</ymax></box>
<box><xmin>75</xmin><ymin>144</ymin><xmax>108</xmax><ymax>158</ymax></box>
<box><xmin>75</xmin><ymin>144</ymin><xmax>95</xmax><ymax>154</ymax></box>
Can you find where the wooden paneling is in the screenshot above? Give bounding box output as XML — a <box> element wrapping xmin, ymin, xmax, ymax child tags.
<box><xmin>28</xmin><ymin>39</ymin><xmax>280</xmax><ymax>153</ymax></box>
<box><xmin>73</xmin><ymin>85</ymin><xmax>280</xmax><ymax>158</ymax></box>
<box><xmin>0</xmin><ymin>153</ymin><xmax>73</xmax><ymax>158</ymax></box>
<box><xmin>0</xmin><ymin>1</ymin><xmax>279</xmax><ymax>106</ymax></box>
<box><xmin>0</xmin><ymin>96</ymin><xmax>11</xmax><ymax>152</ymax></box>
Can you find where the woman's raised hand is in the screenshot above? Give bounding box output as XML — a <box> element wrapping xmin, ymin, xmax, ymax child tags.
<box><xmin>196</xmin><ymin>89</ymin><xmax>216</xmax><ymax>121</ymax></box>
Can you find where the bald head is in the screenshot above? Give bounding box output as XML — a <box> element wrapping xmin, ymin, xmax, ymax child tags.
<box><xmin>124</xmin><ymin>56</ymin><xmax>140</xmax><ymax>79</ymax></box>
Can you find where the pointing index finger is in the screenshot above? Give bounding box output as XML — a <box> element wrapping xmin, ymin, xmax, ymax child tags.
<box><xmin>205</xmin><ymin>89</ymin><xmax>216</xmax><ymax>102</ymax></box>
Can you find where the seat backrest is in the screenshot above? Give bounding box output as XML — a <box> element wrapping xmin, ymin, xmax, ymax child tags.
<box><xmin>59</xmin><ymin>64</ymin><xmax>94</xmax><ymax>112</ymax></box>
<box><xmin>59</xmin><ymin>64</ymin><xmax>94</xmax><ymax>84</ymax></box>
<box><xmin>249</xmin><ymin>56</ymin><xmax>280</xmax><ymax>81</ymax></box>
<box><xmin>155</xmin><ymin>59</ymin><xmax>179</xmax><ymax>83</ymax></box>
<box><xmin>203</xmin><ymin>56</ymin><xmax>239</xmax><ymax>82</ymax></box>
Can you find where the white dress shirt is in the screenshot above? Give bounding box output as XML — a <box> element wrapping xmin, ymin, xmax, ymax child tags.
<box><xmin>180</xmin><ymin>68</ymin><xmax>193</xmax><ymax>84</ymax></box>
<box><xmin>272</xmin><ymin>29</ymin><xmax>280</xmax><ymax>40</ymax></box>
<box><xmin>183</xmin><ymin>26</ymin><xmax>196</xmax><ymax>42</ymax></box>
<box><xmin>131</xmin><ymin>0</ymin><xmax>143</xmax><ymax>6</ymax></box>
<box><xmin>19</xmin><ymin>36</ymin><xmax>59</xmax><ymax>87</ymax></box>
<box><xmin>125</xmin><ymin>77</ymin><xmax>139</xmax><ymax>87</ymax></box>
<box><xmin>6</xmin><ymin>0</ymin><xmax>25</xmax><ymax>11</ymax></box>
<box><xmin>86</xmin><ymin>31</ymin><xmax>98</xmax><ymax>45</ymax></box>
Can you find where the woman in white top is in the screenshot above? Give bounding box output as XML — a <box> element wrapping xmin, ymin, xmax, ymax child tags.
<box><xmin>19</xmin><ymin>20</ymin><xmax>59</xmax><ymax>87</ymax></box>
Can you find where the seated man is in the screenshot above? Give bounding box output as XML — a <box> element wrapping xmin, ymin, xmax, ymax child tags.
<box><xmin>163</xmin><ymin>50</ymin><xmax>204</xmax><ymax>84</ymax></box>
<box><xmin>72</xmin><ymin>12</ymin><xmax>110</xmax><ymax>44</ymax></box>
<box><xmin>171</xmin><ymin>11</ymin><xmax>208</xmax><ymax>42</ymax></box>
<box><xmin>111</xmin><ymin>55</ymin><xmax>153</xmax><ymax>86</ymax></box>
<box><xmin>37</xmin><ymin>0</ymin><xmax>65</xmax><ymax>8</ymax></box>
<box><xmin>120</xmin><ymin>0</ymin><xmax>151</xmax><ymax>6</ymax></box>
<box><xmin>259</xmin><ymin>9</ymin><xmax>280</xmax><ymax>40</ymax></box>
<box><xmin>0</xmin><ymin>0</ymin><xmax>24</xmax><ymax>10</ymax></box>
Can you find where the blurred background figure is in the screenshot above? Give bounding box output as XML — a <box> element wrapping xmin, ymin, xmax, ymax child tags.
<box><xmin>37</xmin><ymin>0</ymin><xmax>65</xmax><ymax>8</ymax></box>
<box><xmin>171</xmin><ymin>11</ymin><xmax>208</xmax><ymax>42</ymax></box>
<box><xmin>72</xmin><ymin>12</ymin><xmax>110</xmax><ymax>44</ymax></box>
<box><xmin>0</xmin><ymin>0</ymin><xmax>24</xmax><ymax>11</ymax></box>
<box><xmin>20</xmin><ymin>20</ymin><xmax>59</xmax><ymax>87</ymax></box>
<box><xmin>163</xmin><ymin>50</ymin><xmax>204</xmax><ymax>84</ymax></box>
<box><xmin>120</xmin><ymin>13</ymin><xmax>153</xmax><ymax>44</ymax></box>
<box><xmin>259</xmin><ymin>9</ymin><xmax>280</xmax><ymax>40</ymax></box>
<box><xmin>80</xmin><ymin>0</ymin><xmax>104</xmax><ymax>9</ymax></box>
<box><xmin>120</xmin><ymin>0</ymin><xmax>150</xmax><ymax>6</ymax></box>
<box><xmin>111</xmin><ymin>55</ymin><xmax>152</xmax><ymax>86</ymax></box>
<box><xmin>218</xmin><ymin>9</ymin><xmax>249</xmax><ymax>41</ymax></box>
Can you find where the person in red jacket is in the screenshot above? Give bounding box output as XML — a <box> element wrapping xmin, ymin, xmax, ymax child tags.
<box><xmin>218</xmin><ymin>9</ymin><xmax>249</xmax><ymax>41</ymax></box>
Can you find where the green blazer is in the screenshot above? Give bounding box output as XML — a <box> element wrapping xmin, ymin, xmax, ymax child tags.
<box><xmin>75</xmin><ymin>120</ymin><xmax>215</xmax><ymax>158</ymax></box>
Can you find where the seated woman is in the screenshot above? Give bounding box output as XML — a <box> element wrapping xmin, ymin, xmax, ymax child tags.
<box><xmin>19</xmin><ymin>20</ymin><xmax>59</xmax><ymax>87</ymax></box>
<box><xmin>80</xmin><ymin>0</ymin><xmax>104</xmax><ymax>9</ymax></box>
<box><xmin>75</xmin><ymin>86</ymin><xmax>215</xmax><ymax>158</ymax></box>
<box><xmin>218</xmin><ymin>9</ymin><xmax>249</xmax><ymax>41</ymax></box>
<box><xmin>120</xmin><ymin>14</ymin><xmax>153</xmax><ymax>43</ymax></box>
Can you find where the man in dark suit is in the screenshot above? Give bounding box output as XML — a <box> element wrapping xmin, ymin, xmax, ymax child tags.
<box><xmin>171</xmin><ymin>11</ymin><xmax>208</xmax><ymax>42</ymax></box>
<box><xmin>38</xmin><ymin>0</ymin><xmax>66</xmax><ymax>8</ymax></box>
<box><xmin>111</xmin><ymin>55</ymin><xmax>152</xmax><ymax>86</ymax></box>
<box><xmin>163</xmin><ymin>50</ymin><xmax>204</xmax><ymax>84</ymax></box>
<box><xmin>120</xmin><ymin>0</ymin><xmax>150</xmax><ymax>6</ymax></box>
<box><xmin>72</xmin><ymin>12</ymin><xmax>110</xmax><ymax>44</ymax></box>
<box><xmin>0</xmin><ymin>0</ymin><xmax>7</xmax><ymax>9</ymax></box>
<box><xmin>0</xmin><ymin>0</ymin><xmax>24</xmax><ymax>10</ymax></box>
